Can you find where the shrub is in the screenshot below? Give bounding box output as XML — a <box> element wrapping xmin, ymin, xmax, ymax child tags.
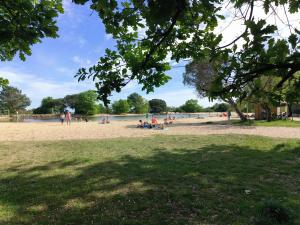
<box><xmin>254</xmin><ymin>200</ymin><xmax>294</xmax><ymax>225</ymax></box>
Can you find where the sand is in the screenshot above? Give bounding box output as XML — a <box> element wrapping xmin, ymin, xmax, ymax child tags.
<box><xmin>1</xmin><ymin>117</ymin><xmax>300</xmax><ymax>141</ymax></box>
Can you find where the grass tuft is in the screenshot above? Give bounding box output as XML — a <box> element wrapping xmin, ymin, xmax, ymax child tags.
<box><xmin>254</xmin><ymin>199</ymin><xmax>294</xmax><ymax>225</ymax></box>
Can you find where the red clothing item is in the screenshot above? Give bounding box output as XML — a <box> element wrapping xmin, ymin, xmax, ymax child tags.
<box><xmin>151</xmin><ymin>117</ymin><xmax>158</xmax><ymax>124</ymax></box>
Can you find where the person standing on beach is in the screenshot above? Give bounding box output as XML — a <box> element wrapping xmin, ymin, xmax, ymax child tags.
<box><xmin>59</xmin><ymin>113</ymin><xmax>65</xmax><ymax>125</ymax></box>
<box><xmin>227</xmin><ymin>111</ymin><xmax>231</xmax><ymax>121</ymax></box>
<box><xmin>65</xmin><ymin>111</ymin><xmax>72</xmax><ymax>125</ymax></box>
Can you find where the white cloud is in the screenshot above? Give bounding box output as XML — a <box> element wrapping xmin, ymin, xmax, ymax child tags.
<box><xmin>0</xmin><ymin>67</ymin><xmax>94</xmax><ymax>108</ymax></box>
<box><xmin>61</xmin><ymin>0</ymin><xmax>83</xmax><ymax>25</ymax></box>
<box><xmin>56</xmin><ymin>67</ymin><xmax>76</xmax><ymax>76</ymax></box>
<box><xmin>105</xmin><ymin>33</ymin><xmax>113</xmax><ymax>40</ymax></box>
<box><xmin>72</xmin><ymin>56</ymin><xmax>92</xmax><ymax>67</ymax></box>
<box><xmin>78</xmin><ymin>37</ymin><xmax>87</xmax><ymax>47</ymax></box>
<box><xmin>62</xmin><ymin>0</ymin><xmax>72</xmax><ymax>15</ymax></box>
<box><xmin>94</xmin><ymin>45</ymin><xmax>103</xmax><ymax>53</ymax></box>
<box><xmin>60</xmin><ymin>32</ymin><xmax>87</xmax><ymax>48</ymax></box>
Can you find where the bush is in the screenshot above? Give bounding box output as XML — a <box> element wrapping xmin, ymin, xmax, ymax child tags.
<box><xmin>254</xmin><ymin>200</ymin><xmax>294</xmax><ymax>225</ymax></box>
<box><xmin>149</xmin><ymin>99</ymin><xmax>167</xmax><ymax>113</ymax></box>
<box><xmin>112</xmin><ymin>99</ymin><xmax>130</xmax><ymax>114</ymax></box>
<box><xmin>179</xmin><ymin>99</ymin><xmax>203</xmax><ymax>112</ymax></box>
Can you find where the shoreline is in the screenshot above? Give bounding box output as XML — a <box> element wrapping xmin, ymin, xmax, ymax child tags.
<box><xmin>1</xmin><ymin>117</ymin><xmax>300</xmax><ymax>141</ymax></box>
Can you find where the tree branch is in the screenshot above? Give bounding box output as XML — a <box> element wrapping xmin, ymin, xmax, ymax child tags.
<box><xmin>216</xmin><ymin>0</ymin><xmax>254</xmax><ymax>50</ymax></box>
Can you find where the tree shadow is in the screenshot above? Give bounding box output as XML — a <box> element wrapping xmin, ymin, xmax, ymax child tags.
<box><xmin>0</xmin><ymin>143</ymin><xmax>300</xmax><ymax>225</ymax></box>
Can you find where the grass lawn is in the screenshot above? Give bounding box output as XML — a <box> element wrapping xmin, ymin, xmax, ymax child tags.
<box><xmin>208</xmin><ymin>119</ymin><xmax>300</xmax><ymax>127</ymax></box>
<box><xmin>250</xmin><ymin>119</ymin><xmax>300</xmax><ymax>127</ymax></box>
<box><xmin>0</xmin><ymin>135</ymin><xmax>300</xmax><ymax>225</ymax></box>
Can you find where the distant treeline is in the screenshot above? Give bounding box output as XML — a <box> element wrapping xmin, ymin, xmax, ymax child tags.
<box><xmin>32</xmin><ymin>91</ymin><xmax>234</xmax><ymax>115</ymax></box>
<box><xmin>0</xmin><ymin>85</ymin><xmax>236</xmax><ymax>116</ymax></box>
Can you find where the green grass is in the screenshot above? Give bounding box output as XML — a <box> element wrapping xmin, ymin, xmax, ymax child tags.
<box><xmin>0</xmin><ymin>135</ymin><xmax>300</xmax><ymax>225</ymax></box>
<box><xmin>251</xmin><ymin>119</ymin><xmax>300</xmax><ymax>127</ymax></box>
<box><xmin>207</xmin><ymin>119</ymin><xmax>300</xmax><ymax>127</ymax></box>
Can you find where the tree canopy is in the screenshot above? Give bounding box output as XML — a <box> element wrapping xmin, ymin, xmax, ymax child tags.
<box><xmin>0</xmin><ymin>0</ymin><xmax>63</xmax><ymax>88</ymax></box>
<box><xmin>73</xmin><ymin>0</ymin><xmax>300</xmax><ymax>106</ymax></box>
<box><xmin>211</xmin><ymin>103</ymin><xmax>230</xmax><ymax>112</ymax></box>
<box><xmin>74</xmin><ymin>90</ymin><xmax>100</xmax><ymax>115</ymax></box>
<box><xmin>180</xmin><ymin>99</ymin><xmax>203</xmax><ymax>113</ymax></box>
<box><xmin>0</xmin><ymin>86</ymin><xmax>31</xmax><ymax>113</ymax></box>
<box><xmin>127</xmin><ymin>92</ymin><xmax>149</xmax><ymax>114</ymax></box>
<box><xmin>183</xmin><ymin>59</ymin><xmax>247</xmax><ymax>120</ymax></box>
<box><xmin>149</xmin><ymin>99</ymin><xmax>167</xmax><ymax>114</ymax></box>
<box><xmin>112</xmin><ymin>99</ymin><xmax>130</xmax><ymax>114</ymax></box>
<box><xmin>0</xmin><ymin>77</ymin><xmax>9</xmax><ymax>89</ymax></box>
<box><xmin>0</xmin><ymin>0</ymin><xmax>63</xmax><ymax>61</ymax></box>
<box><xmin>33</xmin><ymin>97</ymin><xmax>64</xmax><ymax>114</ymax></box>
<box><xmin>33</xmin><ymin>90</ymin><xmax>101</xmax><ymax>115</ymax></box>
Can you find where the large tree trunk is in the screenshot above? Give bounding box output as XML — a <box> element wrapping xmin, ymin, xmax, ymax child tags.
<box><xmin>261</xmin><ymin>104</ymin><xmax>272</xmax><ymax>121</ymax></box>
<box><xmin>288</xmin><ymin>103</ymin><xmax>293</xmax><ymax>117</ymax></box>
<box><xmin>227</xmin><ymin>98</ymin><xmax>247</xmax><ymax>121</ymax></box>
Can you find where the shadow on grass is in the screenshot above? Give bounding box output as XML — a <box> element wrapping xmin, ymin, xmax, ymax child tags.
<box><xmin>1</xmin><ymin>143</ymin><xmax>300</xmax><ymax>225</ymax></box>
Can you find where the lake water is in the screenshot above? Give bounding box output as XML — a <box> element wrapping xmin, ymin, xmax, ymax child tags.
<box><xmin>23</xmin><ymin>113</ymin><xmax>213</xmax><ymax>123</ymax></box>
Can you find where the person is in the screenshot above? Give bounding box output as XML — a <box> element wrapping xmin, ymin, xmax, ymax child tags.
<box><xmin>151</xmin><ymin>116</ymin><xmax>158</xmax><ymax>126</ymax></box>
<box><xmin>164</xmin><ymin>118</ymin><xmax>168</xmax><ymax>124</ymax></box>
<box><xmin>65</xmin><ymin>111</ymin><xmax>72</xmax><ymax>125</ymax></box>
<box><xmin>59</xmin><ymin>113</ymin><xmax>65</xmax><ymax>124</ymax></box>
<box><xmin>137</xmin><ymin>120</ymin><xmax>143</xmax><ymax>128</ymax></box>
<box><xmin>143</xmin><ymin>121</ymin><xmax>152</xmax><ymax>128</ymax></box>
<box><xmin>227</xmin><ymin>111</ymin><xmax>231</xmax><ymax>120</ymax></box>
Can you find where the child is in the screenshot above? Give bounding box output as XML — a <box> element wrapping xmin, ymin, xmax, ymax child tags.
<box><xmin>59</xmin><ymin>113</ymin><xmax>65</xmax><ymax>124</ymax></box>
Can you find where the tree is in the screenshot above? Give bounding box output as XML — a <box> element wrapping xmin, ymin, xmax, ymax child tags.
<box><xmin>0</xmin><ymin>0</ymin><xmax>63</xmax><ymax>61</ymax></box>
<box><xmin>64</xmin><ymin>94</ymin><xmax>80</xmax><ymax>109</ymax></box>
<box><xmin>99</xmin><ymin>103</ymin><xmax>107</xmax><ymax>114</ymax></box>
<box><xmin>0</xmin><ymin>1</ymin><xmax>63</xmax><ymax>90</ymax></box>
<box><xmin>180</xmin><ymin>99</ymin><xmax>203</xmax><ymax>113</ymax></box>
<box><xmin>242</xmin><ymin>74</ymin><xmax>300</xmax><ymax>120</ymax></box>
<box><xmin>74</xmin><ymin>90</ymin><xmax>99</xmax><ymax>115</ymax></box>
<box><xmin>166</xmin><ymin>106</ymin><xmax>177</xmax><ymax>112</ymax></box>
<box><xmin>183</xmin><ymin>59</ymin><xmax>247</xmax><ymax>120</ymax></box>
<box><xmin>127</xmin><ymin>92</ymin><xmax>149</xmax><ymax>114</ymax></box>
<box><xmin>149</xmin><ymin>99</ymin><xmax>167</xmax><ymax>114</ymax></box>
<box><xmin>283</xmin><ymin>73</ymin><xmax>300</xmax><ymax>116</ymax></box>
<box><xmin>0</xmin><ymin>77</ymin><xmax>9</xmax><ymax>89</ymax></box>
<box><xmin>112</xmin><ymin>99</ymin><xmax>130</xmax><ymax>114</ymax></box>
<box><xmin>0</xmin><ymin>86</ymin><xmax>31</xmax><ymax>113</ymax></box>
<box><xmin>74</xmin><ymin>0</ymin><xmax>300</xmax><ymax>108</ymax></box>
<box><xmin>211</xmin><ymin>103</ymin><xmax>230</xmax><ymax>112</ymax></box>
<box><xmin>33</xmin><ymin>97</ymin><xmax>64</xmax><ymax>114</ymax></box>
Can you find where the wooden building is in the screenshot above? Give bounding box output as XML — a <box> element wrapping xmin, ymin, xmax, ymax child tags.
<box><xmin>254</xmin><ymin>103</ymin><xmax>288</xmax><ymax>120</ymax></box>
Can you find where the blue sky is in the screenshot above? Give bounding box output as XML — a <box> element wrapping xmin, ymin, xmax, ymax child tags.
<box><xmin>0</xmin><ymin>1</ymin><xmax>217</xmax><ymax>108</ymax></box>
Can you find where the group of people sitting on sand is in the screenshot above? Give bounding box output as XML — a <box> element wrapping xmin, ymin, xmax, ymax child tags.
<box><xmin>164</xmin><ymin>115</ymin><xmax>176</xmax><ymax>124</ymax></box>
<box><xmin>137</xmin><ymin>116</ymin><xmax>175</xmax><ymax>129</ymax></box>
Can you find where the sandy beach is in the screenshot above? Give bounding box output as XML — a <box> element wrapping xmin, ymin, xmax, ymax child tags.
<box><xmin>1</xmin><ymin>117</ymin><xmax>300</xmax><ymax>141</ymax></box>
